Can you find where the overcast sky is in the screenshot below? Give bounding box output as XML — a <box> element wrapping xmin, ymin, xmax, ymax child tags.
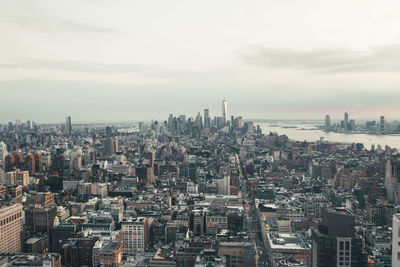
<box><xmin>1</xmin><ymin>0</ymin><xmax>400</xmax><ymax>123</ymax></box>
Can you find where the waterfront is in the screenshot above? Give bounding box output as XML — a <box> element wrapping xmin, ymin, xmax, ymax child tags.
<box><xmin>258</xmin><ymin>122</ymin><xmax>400</xmax><ymax>149</ymax></box>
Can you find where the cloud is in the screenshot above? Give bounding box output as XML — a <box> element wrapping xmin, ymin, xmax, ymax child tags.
<box><xmin>4</xmin><ymin>14</ymin><xmax>117</xmax><ymax>34</ymax></box>
<box><xmin>0</xmin><ymin>1</ymin><xmax>116</xmax><ymax>34</ymax></box>
<box><xmin>0</xmin><ymin>58</ymin><xmax>161</xmax><ymax>74</ymax></box>
<box><xmin>243</xmin><ymin>45</ymin><xmax>400</xmax><ymax>73</ymax></box>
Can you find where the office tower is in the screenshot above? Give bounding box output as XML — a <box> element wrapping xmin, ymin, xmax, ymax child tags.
<box><xmin>344</xmin><ymin>112</ymin><xmax>349</xmax><ymax>130</ymax></box>
<box><xmin>27</xmin><ymin>120</ymin><xmax>33</xmax><ymax>130</ymax></box>
<box><xmin>236</xmin><ymin>116</ymin><xmax>243</xmax><ymax>128</ymax></box>
<box><xmin>168</xmin><ymin>114</ymin><xmax>173</xmax><ymax>130</ymax></box>
<box><xmin>216</xmin><ymin>117</ymin><xmax>224</xmax><ymax>129</ymax></box>
<box><xmin>50</xmin><ymin>220</ymin><xmax>77</xmax><ymax>253</ymax></box>
<box><xmin>121</xmin><ymin>217</ymin><xmax>149</xmax><ymax>255</ymax></box>
<box><xmin>0</xmin><ymin>203</ymin><xmax>23</xmax><ymax>254</ymax></box>
<box><xmin>65</xmin><ymin>116</ymin><xmax>72</xmax><ymax>135</ymax></box>
<box><xmin>34</xmin><ymin>153</ymin><xmax>43</xmax><ymax>172</ymax></box>
<box><xmin>0</xmin><ymin>141</ymin><xmax>7</xmax><ymax>169</ymax></box>
<box><xmin>380</xmin><ymin>116</ymin><xmax>385</xmax><ymax>134</ymax></box>
<box><xmin>244</xmin><ymin>121</ymin><xmax>254</xmax><ymax>134</ymax></box>
<box><xmin>311</xmin><ymin>208</ymin><xmax>366</xmax><ymax>267</ymax></box>
<box><xmin>105</xmin><ymin>125</ymin><xmax>112</xmax><ymax>136</ymax></box>
<box><xmin>325</xmin><ymin>115</ymin><xmax>331</xmax><ymax>130</ymax></box>
<box><xmin>24</xmin><ymin>153</ymin><xmax>36</xmax><ymax>174</ymax></box>
<box><xmin>349</xmin><ymin>119</ymin><xmax>355</xmax><ymax>131</ymax></box>
<box><xmin>103</xmin><ymin>137</ymin><xmax>118</xmax><ymax>156</ymax></box>
<box><xmin>195</xmin><ymin>112</ymin><xmax>202</xmax><ymax>129</ymax></box>
<box><xmin>392</xmin><ymin>214</ymin><xmax>400</xmax><ymax>266</ymax></box>
<box><xmin>188</xmin><ymin>155</ymin><xmax>198</xmax><ymax>182</ymax></box>
<box><xmin>193</xmin><ymin>211</ymin><xmax>204</xmax><ymax>236</ymax></box>
<box><xmin>222</xmin><ymin>98</ymin><xmax>228</xmax><ymax>124</ymax></box>
<box><xmin>25</xmin><ymin>206</ymin><xmax>57</xmax><ymax>235</ymax></box>
<box><xmin>0</xmin><ymin>169</ymin><xmax>29</xmax><ymax>186</ymax></box>
<box><xmin>61</xmin><ymin>237</ymin><xmax>99</xmax><ymax>267</ymax></box>
<box><xmin>385</xmin><ymin>158</ymin><xmax>400</xmax><ymax>204</ymax></box>
<box><xmin>5</xmin><ymin>154</ymin><xmax>15</xmax><ymax>172</ymax></box>
<box><xmin>217</xmin><ymin>175</ymin><xmax>231</xmax><ymax>195</ymax></box>
<box><xmin>14</xmin><ymin>153</ymin><xmax>24</xmax><ymax>169</ymax></box>
<box><xmin>204</xmin><ymin>109</ymin><xmax>210</xmax><ymax>128</ymax></box>
<box><xmin>135</xmin><ymin>164</ymin><xmax>154</xmax><ymax>184</ymax></box>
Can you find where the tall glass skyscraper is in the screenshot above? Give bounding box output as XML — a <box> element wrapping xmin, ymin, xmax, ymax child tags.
<box><xmin>65</xmin><ymin>116</ymin><xmax>72</xmax><ymax>135</ymax></box>
<box><xmin>222</xmin><ymin>99</ymin><xmax>228</xmax><ymax>123</ymax></box>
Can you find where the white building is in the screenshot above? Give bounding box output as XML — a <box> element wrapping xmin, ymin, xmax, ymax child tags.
<box><xmin>392</xmin><ymin>214</ymin><xmax>400</xmax><ymax>265</ymax></box>
<box><xmin>217</xmin><ymin>175</ymin><xmax>230</xmax><ymax>195</ymax></box>
<box><xmin>122</xmin><ymin>217</ymin><xmax>149</xmax><ymax>255</ymax></box>
<box><xmin>0</xmin><ymin>141</ymin><xmax>7</xmax><ymax>169</ymax></box>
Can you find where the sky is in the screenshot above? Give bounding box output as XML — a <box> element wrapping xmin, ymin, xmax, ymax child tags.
<box><xmin>1</xmin><ymin>0</ymin><xmax>400</xmax><ymax>123</ymax></box>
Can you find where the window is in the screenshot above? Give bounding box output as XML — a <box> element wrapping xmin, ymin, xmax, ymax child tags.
<box><xmin>345</xmin><ymin>241</ymin><xmax>350</xmax><ymax>250</ymax></box>
<box><xmin>339</xmin><ymin>241</ymin><xmax>344</xmax><ymax>250</ymax></box>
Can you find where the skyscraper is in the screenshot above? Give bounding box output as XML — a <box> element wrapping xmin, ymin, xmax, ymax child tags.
<box><xmin>0</xmin><ymin>203</ymin><xmax>23</xmax><ymax>254</ymax></box>
<box><xmin>325</xmin><ymin>115</ymin><xmax>331</xmax><ymax>130</ymax></box>
<box><xmin>311</xmin><ymin>208</ymin><xmax>367</xmax><ymax>266</ymax></box>
<box><xmin>222</xmin><ymin>98</ymin><xmax>228</xmax><ymax>124</ymax></box>
<box><xmin>195</xmin><ymin>112</ymin><xmax>202</xmax><ymax>129</ymax></box>
<box><xmin>0</xmin><ymin>141</ymin><xmax>7</xmax><ymax>169</ymax></box>
<box><xmin>103</xmin><ymin>137</ymin><xmax>119</xmax><ymax>156</ymax></box>
<box><xmin>385</xmin><ymin>158</ymin><xmax>400</xmax><ymax>204</ymax></box>
<box><xmin>204</xmin><ymin>108</ymin><xmax>210</xmax><ymax>128</ymax></box>
<box><xmin>65</xmin><ymin>116</ymin><xmax>72</xmax><ymax>135</ymax></box>
<box><xmin>121</xmin><ymin>217</ymin><xmax>149</xmax><ymax>255</ymax></box>
<box><xmin>392</xmin><ymin>214</ymin><xmax>400</xmax><ymax>266</ymax></box>
<box><xmin>344</xmin><ymin>112</ymin><xmax>349</xmax><ymax>130</ymax></box>
<box><xmin>380</xmin><ymin>116</ymin><xmax>385</xmax><ymax>134</ymax></box>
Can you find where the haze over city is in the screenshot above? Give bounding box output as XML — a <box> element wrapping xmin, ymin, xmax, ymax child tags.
<box><xmin>1</xmin><ymin>0</ymin><xmax>400</xmax><ymax>122</ymax></box>
<box><xmin>3</xmin><ymin>1</ymin><xmax>400</xmax><ymax>267</ymax></box>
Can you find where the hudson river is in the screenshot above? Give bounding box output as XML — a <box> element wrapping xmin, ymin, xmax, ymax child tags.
<box><xmin>258</xmin><ymin>122</ymin><xmax>400</xmax><ymax>150</ymax></box>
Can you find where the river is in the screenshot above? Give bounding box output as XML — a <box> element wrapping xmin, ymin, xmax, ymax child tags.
<box><xmin>257</xmin><ymin>122</ymin><xmax>400</xmax><ymax>150</ymax></box>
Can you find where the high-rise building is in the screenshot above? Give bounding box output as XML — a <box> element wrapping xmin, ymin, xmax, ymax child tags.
<box><xmin>380</xmin><ymin>116</ymin><xmax>385</xmax><ymax>134</ymax></box>
<box><xmin>349</xmin><ymin>119</ymin><xmax>355</xmax><ymax>131</ymax></box>
<box><xmin>392</xmin><ymin>214</ymin><xmax>400</xmax><ymax>266</ymax></box>
<box><xmin>24</xmin><ymin>153</ymin><xmax>36</xmax><ymax>174</ymax></box>
<box><xmin>222</xmin><ymin>98</ymin><xmax>228</xmax><ymax>124</ymax></box>
<box><xmin>0</xmin><ymin>141</ymin><xmax>7</xmax><ymax>169</ymax></box>
<box><xmin>65</xmin><ymin>116</ymin><xmax>72</xmax><ymax>135</ymax></box>
<box><xmin>0</xmin><ymin>169</ymin><xmax>29</xmax><ymax>186</ymax></box>
<box><xmin>121</xmin><ymin>217</ymin><xmax>149</xmax><ymax>255</ymax></box>
<box><xmin>0</xmin><ymin>203</ymin><xmax>23</xmax><ymax>254</ymax></box>
<box><xmin>385</xmin><ymin>158</ymin><xmax>400</xmax><ymax>204</ymax></box>
<box><xmin>102</xmin><ymin>137</ymin><xmax>118</xmax><ymax>156</ymax></box>
<box><xmin>344</xmin><ymin>112</ymin><xmax>349</xmax><ymax>130</ymax></box>
<box><xmin>168</xmin><ymin>114</ymin><xmax>173</xmax><ymax>130</ymax></box>
<box><xmin>27</xmin><ymin>120</ymin><xmax>33</xmax><ymax>130</ymax></box>
<box><xmin>325</xmin><ymin>115</ymin><xmax>331</xmax><ymax>130</ymax></box>
<box><xmin>195</xmin><ymin>112</ymin><xmax>202</xmax><ymax>129</ymax></box>
<box><xmin>34</xmin><ymin>153</ymin><xmax>43</xmax><ymax>173</ymax></box>
<box><xmin>217</xmin><ymin>175</ymin><xmax>230</xmax><ymax>195</ymax></box>
<box><xmin>25</xmin><ymin>205</ymin><xmax>57</xmax><ymax>234</ymax></box>
<box><xmin>204</xmin><ymin>109</ymin><xmax>210</xmax><ymax>128</ymax></box>
<box><xmin>311</xmin><ymin>208</ymin><xmax>367</xmax><ymax>267</ymax></box>
<box><xmin>93</xmin><ymin>241</ymin><xmax>123</xmax><ymax>267</ymax></box>
<box><xmin>105</xmin><ymin>126</ymin><xmax>112</xmax><ymax>136</ymax></box>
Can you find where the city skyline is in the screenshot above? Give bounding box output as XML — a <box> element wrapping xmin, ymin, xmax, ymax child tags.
<box><xmin>1</xmin><ymin>0</ymin><xmax>400</xmax><ymax>122</ymax></box>
<box><xmin>1</xmin><ymin>1</ymin><xmax>400</xmax><ymax>266</ymax></box>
